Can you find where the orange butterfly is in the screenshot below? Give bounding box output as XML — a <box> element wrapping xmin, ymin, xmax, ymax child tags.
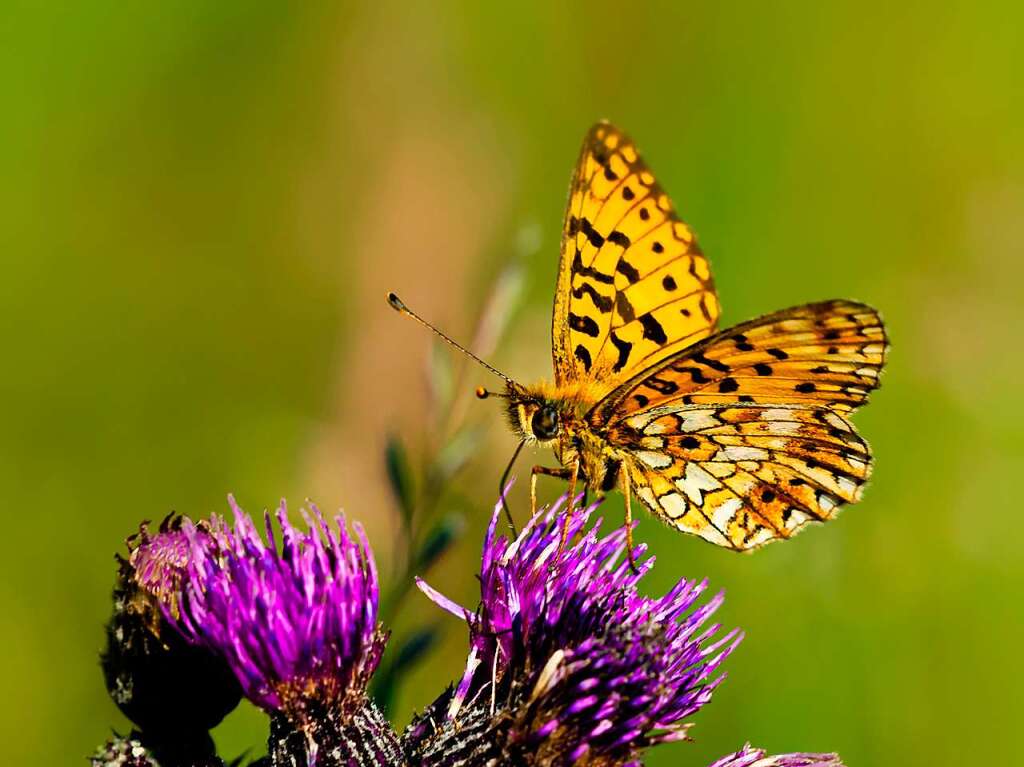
<box><xmin>390</xmin><ymin>122</ymin><xmax>887</xmax><ymax>563</ymax></box>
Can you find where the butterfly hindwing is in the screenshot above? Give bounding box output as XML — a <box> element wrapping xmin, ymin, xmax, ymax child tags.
<box><xmin>611</xmin><ymin>403</ymin><xmax>872</xmax><ymax>550</ymax></box>
<box><xmin>590</xmin><ymin>300</ymin><xmax>887</xmax><ymax>427</ymax></box>
<box><xmin>552</xmin><ymin>122</ymin><xmax>720</xmax><ymax>396</ymax></box>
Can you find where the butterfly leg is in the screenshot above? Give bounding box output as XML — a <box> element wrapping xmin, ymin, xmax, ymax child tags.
<box><xmin>558</xmin><ymin>459</ymin><xmax>582</xmax><ymax>557</ymax></box>
<box><xmin>622</xmin><ymin>470</ymin><xmax>640</xmax><ymax>574</ymax></box>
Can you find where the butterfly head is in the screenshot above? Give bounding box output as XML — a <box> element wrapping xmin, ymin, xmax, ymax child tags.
<box><xmin>495</xmin><ymin>385</ymin><xmax>565</xmax><ymax>446</ymax></box>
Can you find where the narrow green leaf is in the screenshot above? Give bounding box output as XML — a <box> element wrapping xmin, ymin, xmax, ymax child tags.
<box><xmin>414</xmin><ymin>514</ymin><xmax>465</xmax><ymax>573</ymax></box>
<box><xmin>384</xmin><ymin>435</ymin><xmax>415</xmax><ymax>525</ymax></box>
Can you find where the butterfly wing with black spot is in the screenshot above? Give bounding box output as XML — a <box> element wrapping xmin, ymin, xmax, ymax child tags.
<box><xmin>552</xmin><ymin>122</ymin><xmax>720</xmax><ymax>396</ymax></box>
<box><xmin>590</xmin><ymin>299</ymin><xmax>887</xmax><ymax>549</ymax></box>
<box><xmin>590</xmin><ymin>300</ymin><xmax>887</xmax><ymax>422</ymax></box>
<box><xmin>606</xmin><ymin>403</ymin><xmax>872</xmax><ymax>549</ymax></box>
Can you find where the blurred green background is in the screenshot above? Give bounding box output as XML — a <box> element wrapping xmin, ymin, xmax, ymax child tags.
<box><xmin>2</xmin><ymin>2</ymin><xmax>1021</xmax><ymax>765</ymax></box>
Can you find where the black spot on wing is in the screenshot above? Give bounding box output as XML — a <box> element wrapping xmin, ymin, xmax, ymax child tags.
<box><xmin>753</xmin><ymin>363</ymin><xmax>773</xmax><ymax>376</ymax></box>
<box><xmin>615</xmin><ymin>292</ymin><xmax>636</xmax><ymax>323</ymax></box>
<box><xmin>607</xmin><ymin>231</ymin><xmax>631</xmax><ymax>248</ymax></box>
<box><xmin>733</xmin><ymin>334</ymin><xmax>754</xmax><ymax>352</ymax></box>
<box><xmin>571</xmin><ymin>249</ymin><xmax>614</xmax><ymax>285</ymax></box>
<box><xmin>616</xmin><ymin>258</ymin><xmax>640</xmax><ymax>283</ymax></box>
<box><xmin>639</xmin><ymin>313</ymin><xmax>667</xmax><ymax>344</ymax></box>
<box><xmin>677</xmin><ymin>367</ymin><xmax>709</xmax><ymax>384</ymax></box>
<box><xmin>692</xmin><ymin>353</ymin><xmax>730</xmax><ymax>373</ymax></box>
<box><xmin>580</xmin><ymin>217</ymin><xmax>605</xmax><ymax>248</ymax></box>
<box><xmin>718</xmin><ymin>377</ymin><xmax>739</xmax><ymax>393</ymax></box>
<box><xmin>644</xmin><ymin>376</ymin><xmax>679</xmax><ymax>395</ymax></box>
<box><xmin>568</xmin><ymin>313</ymin><xmax>600</xmax><ymax>337</ymax></box>
<box><xmin>768</xmin><ymin>348</ymin><xmax>789</xmax><ymax>360</ymax></box>
<box><xmin>574</xmin><ymin>344</ymin><xmax>592</xmax><ymax>371</ymax></box>
<box><xmin>610</xmin><ymin>332</ymin><xmax>633</xmax><ymax>373</ymax></box>
<box><xmin>571</xmin><ymin>282</ymin><xmax>613</xmax><ymax>312</ymax></box>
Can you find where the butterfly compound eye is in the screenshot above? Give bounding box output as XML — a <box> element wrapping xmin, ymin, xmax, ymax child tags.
<box><xmin>531</xmin><ymin>405</ymin><xmax>560</xmax><ymax>440</ymax></box>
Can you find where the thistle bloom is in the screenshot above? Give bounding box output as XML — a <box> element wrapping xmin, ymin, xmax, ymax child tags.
<box><xmin>96</xmin><ymin>492</ymin><xmax>848</xmax><ymax>767</ymax></box>
<box><xmin>102</xmin><ymin>516</ymin><xmax>241</xmax><ymax>761</ymax></box>
<box><xmin>173</xmin><ymin>496</ymin><xmax>386</xmax><ymax>722</ymax></box>
<box><xmin>410</xmin><ymin>493</ymin><xmax>742</xmax><ymax>765</ymax></box>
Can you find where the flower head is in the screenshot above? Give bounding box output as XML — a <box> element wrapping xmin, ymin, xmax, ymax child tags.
<box><xmin>410</xmin><ymin>493</ymin><xmax>741</xmax><ymax>765</ymax></box>
<box><xmin>172</xmin><ymin>496</ymin><xmax>386</xmax><ymax>727</ymax></box>
<box><xmin>102</xmin><ymin>516</ymin><xmax>241</xmax><ymax>739</ymax></box>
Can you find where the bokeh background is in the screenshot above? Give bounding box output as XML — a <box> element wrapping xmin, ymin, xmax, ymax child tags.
<box><xmin>3</xmin><ymin>3</ymin><xmax>1022</xmax><ymax>765</ymax></box>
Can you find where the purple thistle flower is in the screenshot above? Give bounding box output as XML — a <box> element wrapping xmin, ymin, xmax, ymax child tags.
<box><xmin>707</xmin><ymin>745</ymin><xmax>845</xmax><ymax>767</ymax></box>
<box><xmin>409</xmin><ymin>493</ymin><xmax>742</xmax><ymax>765</ymax></box>
<box><xmin>171</xmin><ymin>496</ymin><xmax>387</xmax><ymax>729</ymax></box>
<box><xmin>102</xmin><ymin>516</ymin><xmax>242</xmax><ymax>752</ymax></box>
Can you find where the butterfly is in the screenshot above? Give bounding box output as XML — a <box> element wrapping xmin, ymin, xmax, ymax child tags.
<box><xmin>389</xmin><ymin>121</ymin><xmax>887</xmax><ymax>562</ymax></box>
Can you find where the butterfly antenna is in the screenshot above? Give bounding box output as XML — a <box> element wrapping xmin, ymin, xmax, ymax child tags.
<box><xmin>387</xmin><ymin>292</ymin><xmax>519</xmax><ymax>388</ymax></box>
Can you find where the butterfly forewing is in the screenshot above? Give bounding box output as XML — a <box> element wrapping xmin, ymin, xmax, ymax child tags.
<box><xmin>552</xmin><ymin>122</ymin><xmax>720</xmax><ymax>396</ymax></box>
<box><xmin>610</xmin><ymin>403</ymin><xmax>872</xmax><ymax>549</ymax></box>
